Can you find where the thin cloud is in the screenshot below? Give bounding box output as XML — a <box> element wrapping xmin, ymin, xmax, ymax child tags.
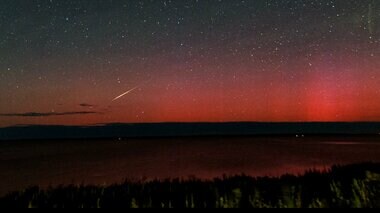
<box><xmin>79</xmin><ymin>103</ymin><xmax>96</xmax><ymax>108</ymax></box>
<box><xmin>0</xmin><ymin>111</ymin><xmax>100</xmax><ymax>117</ymax></box>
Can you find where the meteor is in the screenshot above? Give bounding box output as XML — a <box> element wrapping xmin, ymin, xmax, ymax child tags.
<box><xmin>112</xmin><ymin>86</ymin><xmax>139</xmax><ymax>102</ymax></box>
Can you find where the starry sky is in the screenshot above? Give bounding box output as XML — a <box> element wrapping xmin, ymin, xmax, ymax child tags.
<box><xmin>0</xmin><ymin>0</ymin><xmax>379</xmax><ymax>127</ymax></box>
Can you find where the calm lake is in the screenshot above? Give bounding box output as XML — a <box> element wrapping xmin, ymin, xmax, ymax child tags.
<box><xmin>1</xmin><ymin>136</ymin><xmax>380</xmax><ymax>196</ymax></box>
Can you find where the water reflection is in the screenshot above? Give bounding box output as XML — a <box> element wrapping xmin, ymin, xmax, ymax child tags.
<box><xmin>1</xmin><ymin>136</ymin><xmax>380</xmax><ymax>196</ymax></box>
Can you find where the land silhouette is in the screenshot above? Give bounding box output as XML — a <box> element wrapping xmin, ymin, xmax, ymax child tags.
<box><xmin>1</xmin><ymin>163</ymin><xmax>380</xmax><ymax>208</ymax></box>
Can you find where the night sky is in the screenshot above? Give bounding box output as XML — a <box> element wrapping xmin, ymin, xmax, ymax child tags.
<box><xmin>0</xmin><ymin>0</ymin><xmax>379</xmax><ymax>127</ymax></box>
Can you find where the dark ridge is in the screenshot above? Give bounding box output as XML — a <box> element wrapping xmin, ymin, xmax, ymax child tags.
<box><xmin>1</xmin><ymin>122</ymin><xmax>380</xmax><ymax>140</ymax></box>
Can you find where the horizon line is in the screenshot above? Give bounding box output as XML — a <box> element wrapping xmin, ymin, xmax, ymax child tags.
<box><xmin>2</xmin><ymin>121</ymin><xmax>380</xmax><ymax>129</ymax></box>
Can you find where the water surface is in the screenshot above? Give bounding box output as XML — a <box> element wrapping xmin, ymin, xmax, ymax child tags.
<box><xmin>1</xmin><ymin>136</ymin><xmax>380</xmax><ymax>196</ymax></box>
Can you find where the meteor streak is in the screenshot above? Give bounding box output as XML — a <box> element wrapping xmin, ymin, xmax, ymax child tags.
<box><xmin>112</xmin><ymin>86</ymin><xmax>139</xmax><ymax>102</ymax></box>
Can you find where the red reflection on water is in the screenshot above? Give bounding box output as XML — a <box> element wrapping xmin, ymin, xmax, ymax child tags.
<box><xmin>1</xmin><ymin>136</ymin><xmax>380</xmax><ymax>196</ymax></box>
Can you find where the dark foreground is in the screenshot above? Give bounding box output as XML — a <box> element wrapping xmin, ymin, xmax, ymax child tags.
<box><xmin>1</xmin><ymin>163</ymin><xmax>380</xmax><ymax>208</ymax></box>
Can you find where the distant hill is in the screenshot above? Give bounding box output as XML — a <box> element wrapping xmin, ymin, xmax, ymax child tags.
<box><xmin>1</xmin><ymin>122</ymin><xmax>380</xmax><ymax>140</ymax></box>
